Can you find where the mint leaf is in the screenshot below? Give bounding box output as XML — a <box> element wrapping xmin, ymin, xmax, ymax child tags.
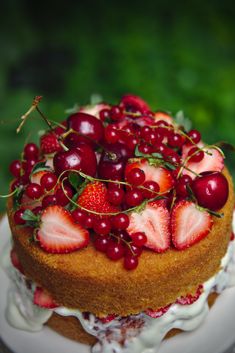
<box><xmin>22</xmin><ymin>209</ymin><xmax>39</xmax><ymax>222</ymax></box>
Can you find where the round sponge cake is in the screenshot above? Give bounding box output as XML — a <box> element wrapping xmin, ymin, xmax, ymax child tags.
<box><xmin>7</xmin><ymin>167</ymin><xmax>234</xmax><ymax>319</ymax></box>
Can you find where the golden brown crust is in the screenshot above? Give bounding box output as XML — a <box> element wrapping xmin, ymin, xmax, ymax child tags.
<box><xmin>7</xmin><ymin>168</ymin><xmax>234</xmax><ymax>317</ymax></box>
<box><xmin>46</xmin><ymin>293</ymin><xmax>219</xmax><ymax>345</ymax></box>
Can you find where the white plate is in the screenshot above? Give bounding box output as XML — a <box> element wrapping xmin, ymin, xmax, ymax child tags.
<box><xmin>0</xmin><ymin>215</ymin><xmax>235</xmax><ymax>353</ymax></box>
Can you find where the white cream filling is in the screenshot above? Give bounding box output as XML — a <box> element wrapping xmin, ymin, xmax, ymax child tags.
<box><xmin>1</xmin><ymin>213</ymin><xmax>235</xmax><ymax>352</ymax></box>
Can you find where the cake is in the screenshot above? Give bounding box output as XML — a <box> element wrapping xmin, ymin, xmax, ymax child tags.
<box><xmin>2</xmin><ymin>94</ymin><xmax>235</xmax><ymax>353</ymax></box>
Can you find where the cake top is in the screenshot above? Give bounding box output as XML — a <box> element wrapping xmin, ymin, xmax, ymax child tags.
<box><xmin>8</xmin><ymin>94</ymin><xmax>229</xmax><ymax>270</ymax></box>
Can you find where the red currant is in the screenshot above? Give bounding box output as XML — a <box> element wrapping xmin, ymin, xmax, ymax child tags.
<box><xmin>9</xmin><ymin>160</ymin><xmax>21</xmax><ymax>178</ymax></box>
<box><xmin>142</xmin><ymin>181</ymin><xmax>160</xmax><ymax>198</ymax></box>
<box><xmin>126</xmin><ymin>168</ymin><xmax>145</xmax><ymax>186</ymax></box>
<box><xmin>42</xmin><ymin>195</ymin><xmax>57</xmax><ymax>208</ymax></box>
<box><xmin>84</xmin><ymin>214</ymin><xmax>94</xmax><ymax>229</ymax></box>
<box><xmin>93</xmin><ymin>218</ymin><xmax>111</xmax><ymax>236</ymax></box>
<box><xmin>186</xmin><ymin>129</ymin><xmax>201</xmax><ymax>144</ymax></box>
<box><xmin>94</xmin><ymin>235</ymin><xmax>110</xmax><ymax>252</ymax></box>
<box><xmin>125</xmin><ymin>188</ymin><xmax>144</xmax><ymax>207</ymax></box>
<box><xmin>130</xmin><ymin>232</ymin><xmax>147</xmax><ymax>247</ymax></box>
<box><xmin>56</xmin><ymin>186</ymin><xmax>74</xmax><ymax>206</ymax></box>
<box><xmin>138</xmin><ymin>143</ymin><xmax>153</xmax><ymax>155</ymax></box>
<box><xmin>126</xmin><ymin>135</ymin><xmax>139</xmax><ymax>151</ymax></box>
<box><xmin>14</xmin><ymin>209</ymin><xmax>26</xmax><ymax>225</ymax></box>
<box><xmin>40</xmin><ymin>172</ymin><xmax>57</xmax><ymax>191</ymax></box>
<box><xmin>106</xmin><ymin>241</ymin><xmax>125</xmax><ymax>260</ymax></box>
<box><xmin>71</xmin><ymin>209</ymin><xmax>87</xmax><ymax>225</ymax></box>
<box><xmin>107</xmin><ymin>186</ymin><xmax>124</xmax><ymax>205</ymax></box>
<box><xmin>168</xmin><ymin>133</ymin><xmax>184</xmax><ymax>148</ymax></box>
<box><xmin>113</xmin><ymin>230</ymin><xmax>130</xmax><ymax>241</ymax></box>
<box><xmin>111</xmin><ymin>213</ymin><xmax>130</xmax><ymax>230</ymax></box>
<box><xmin>25</xmin><ymin>183</ymin><xmax>43</xmax><ymax>199</ymax></box>
<box><xmin>24</xmin><ymin>143</ymin><xmax>39</xmax><ymax>160</ymax></box>
<box><xmin>187</xmin><ymin>147</ymin><xmax>204</xmax><ymax>163</ymax></box>
<box><xmin>124</xmin><ymin>255</ymin><xmax>138</xmax><ymax>270</ymax></box>
<box><xmin>104</xmin><ymin>125</ymin><xmax>120</xmax><ymax>144</ymax></box>
<box><xmin>175</xmin><ymin>175</ymin><xmax>192</xmax><ymax>197</ymax></box>
<box><xmin>125</xmin><ymin>243</ymin><xmax>142</xmax><ymax>257</ymax></box>
<box><xmin>99</xmin><ymin>109</ymin><xmax>110</xmax><ymax>121</ymax></box>
<box><xmin>110</xmin><ymin>106</ymin><xmax>124</xmax><ymax>121</ymax></box>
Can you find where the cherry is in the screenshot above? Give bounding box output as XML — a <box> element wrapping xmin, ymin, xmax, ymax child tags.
<box><xmin>191</xmin><ymin>172</ymin><xmax>229</xmax><ymax>211</ymax></box>
<box><xmin>42</xmin><ymin>195</ymin><xmax>57</xmax><ymax>208</ymax></box>
<box><xmin>124</xmin><ymin>255</ymin><xmax>138</xmax><ymax>270</ymax></box>
<box><xmin>125</xmin><ymin>188</ymin><xmax>144</xmax><ymax>207</ymax></box>
<box><xmin>107</xmin><ymin>186</ymin><xmax>124</xmax><ymax>206</ymax></box>
<box><xmin>186</xmin><ymin>129</ymin><xmax>201</xmax><ymax>145</ymax></box>
<box><xmin>106</xmin><ymin>241</ymin><xmax>125</xmax><ymax>260</ymax></box>
<box><xmin>53</xmin><ymin>143</ymin><xmax>97</xmax><ymax>177</ymax></box>
<box><xmin>111</xmin><ymin>213</ymin><xmax>130</xmax><ymax>230</ymax></box>
<box><xmin>142</xmin><ymin>180</ymin><xmax>160</xmax><ymax>198</ymax></box>
<box><xmin>187</xmin><ymin>147</ymin><xmax>204</xmax><ymax>163</ymax></box>
<box><xmin>64</xmin><ymin>132</ymin><xmax>93</xmax><ymax>149</ymax></box>
<box><xmin>126</xmin><ymin>168</ymin><xmax>145</xmax><ymax>186</ymax></box>
<box><xmin>25</xmin><ymin>183</ymin><xmax>43</xmax><ymax>199</ymax></box>
<box><xmin>94</xmin><ymin>235</ymin><xmax>110</xmax><ymax>252</ymax></box>
<box><xmin>93</xmin><ymin>218</ymin><xmax>111</xmax><ymax>236</ymax></box>
<box><xmin>40</xmin><ymin>172</ymin><xmax>57</xmax><ymax>191</ymax></box>
<box><xmin>24</xmin><ymin>143</ymin><xmax>39</xmax><ymax>160</ymax></box>
<box><xmin>67</xmin><ymin>112</ymin><xmax>104</xmax><ymax>144</ymax></box>
<box><xmin>9</xmin><ymin>160</ymin><xmax>21</xmax><ymax>178</ymax></box>
<box><xmin>56</xmin><ymin>186</ymin><xmax>74</xmax><ymax>206</ymax></box>
<box><xmin>130</xmin><ymin>232</ymin><xmax>147</xmax><ymax>247</ymax></box>
<box><xmin>14</xmin><ymin>209</ymin><xmax>26</xmax><ymax>225</ymax></box>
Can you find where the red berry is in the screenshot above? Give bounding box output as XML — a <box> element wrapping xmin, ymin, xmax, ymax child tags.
<box><xmin>142</xmin><ymin>181</ymin><xmax>160</xmax><ymax>198</ymax></box>
<box><xmin>106</xmin><ymin>241</ymin><xmax>125</xmax><ymax>260</ymax></box>
<box><xmin>56</xmin><ymin>186</ymin><xmax>74</xmax><ymax>206</ymax></box>
<box><xmin>22</xmin><ymin>159</ymin><xmax>37</xmax><ymax>174</ymax></box>
<box><xmin>71</xmin><ymin>209</ymin><xmax>87</xmax><ymax>225</ymax></box>
<box><xmin>14</xmin><ymin>209</ymin><xmax>26</xmax><ymax>225</ymax></box>
<box><xmin>186</xmin><ymin>129</ymin><xmax>201</xmax><ymax>144</ymax></box>
<box><xmin>93</xmin><ymin>218</ymin><xmax>111</xmax><ymax>236</ymax></box>
<box><xmin>42</xmin><ymin>195</ymin><xmax>57</xmax><ymax>208</ymax></box>
<box><xmin>32</xmin><ymin>206</ymin><xmax>43</xmax><ymax>215</ymax></box>
<box><xmin>84</xmin><ymin>214</ymin><xmax>94</xmax><ymax>229</ymax></box>
<box><xmin>104</xmin><ymin>125</ymin><xmax>120</xmax><ymax>144</ymax></box>
<box><xmin>138</xmin><ymin>143</ymin><xmax>153</xmax><ymax>155</ymax></box>
<box><xmin>126</xmin><ymin>168</ymin><xmax>145</xmax><ymax>186</ymax></box>
<box><xmin>113</xmin><ymin>230</ymin><xmax>130</xmax><ymax>241</ymax></box>
<box><xmin>99</xmin><ymin>109</ymin><xmax>110</xmax><ymax>121</ymax></box>
<box><xmin>112</xmin><ymin>213</ymin><xmax>130</xmax><ymax>230</ymax></box>
<box><xmin>175</xmin><ymin>175</ymin><xmax>192</xmax><ymax>198</ymax></box>
<box><xmin>126</xmin><ymin>135</ymin><xmax>139</xmax><ymax>151</ymax></box>
<box><xmin>168</xmin><ymin>133</ymin><xmax>184</xmax><ymax>148</ymax></box>
<box><xmin>9</xmin><ymin>160</ymin><xmax>21</xmax><ymax>178</ymax></box>
<box><xmin>40</xmin><ymin>172</ymin><xmax>57</xmax><ymax>191</ymax></box>
<box><xmin>125</xmin><ymin>188</ymin><xmax>144</xmax><ymax>207</ymax></box>
<box><xmin>107</xmin><ymin>187</ymin><xmax>124</xmax><ymax>206</ymax></box>
<box><xmin>110</xmin><ymin>106</ymin><xmax>124</xmax><ymax>121</ymax></box>
<box><xmin>124</xmin><ymin>255</ymin><xmax>138</xmax><ymax>270</ymax></box>
<box><xmin>11</xmin><ymin>179</ymin><xmax>22</xmax><ymax>191</ymax></box>
<box><xmin>94</xmin><ymin>235</ymin><xmax>110</xmax><ymax>252</ymax></box>
<box><xmin>130</xmin><ymin>232</ymin><xmax>147</xmax><ymax>247</ymax></box>
<box><xmin>125</xmin><ymin>243</ymin><xmax>142</xmax><ymax>257</ymax></box>
<box><xmin>187</xmin><ymin>147</ymin><xmax>204</xmax><ymax>163</ymax></box>
<box><xmin>25</xmin><ymin>183</ymin><xmax>43</xmax><ymax>199</ymax></box>
<box><xmin>24</xmin><ymin>143</ymin><xmax>39</xmax><ymax>160</ymax></box>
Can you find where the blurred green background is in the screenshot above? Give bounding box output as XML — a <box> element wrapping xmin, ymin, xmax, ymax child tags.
<box><xmin>0</xmin><ymin>0</ymin><xmax>235</xmax><ymax>211</ymax></box>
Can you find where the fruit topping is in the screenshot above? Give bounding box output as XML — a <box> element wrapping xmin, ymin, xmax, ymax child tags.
<box><xmin>33</xmin><ymin>287</ymin><xmax>58</xmax><ymax>309</ymax></box>
<box><xmin>145</xmin><ymin>304</ymin><xmax>171</xmax><ymax>318</ymax></box>
<box><xmin>120</xmin><ymin>94</ymin><xmax>150</xmax><ymax>113</ymax></box>
<box><xmin>37</xmin><ymin>205</ymin><xmax>89</xmax><ymax>253</ymax></box>
<box><xmin>40</xmin><ymin>132</ymin><xmax>61</xmax><ymax>155</ymax></box>
<box><xmin>176</xmin><ymin>285</ymin><xmax>203</xmax><ymax>305</ymax></box>
<box><xmin>127</xmin><ymin>200</ymin><xmax>170</xmax><ymax>253</ymax></box>
<box><xmin>171</xmin><ymin>200</ymin><xmax>213</xmax><ymax>250</ymax></box>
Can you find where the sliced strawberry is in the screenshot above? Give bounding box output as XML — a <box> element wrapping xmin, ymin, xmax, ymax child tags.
<box><xmin>120</xmin><ymin>94</ymin><xmax>150</xmax><ymax>113</ymax></box>
<box><xmin>171</xmin><ymin>200</ymin><xmax>213</xmax><ymax>250</ymax></box>
<box><xmin>154</xmin><ymin>111</ymin><xmax>173</xmax><ymax>125</ymax></box>
<box><xmin>40</xmin><ymin>132</ymin><xmax>61</xmax><ymax>155</ymax></box>
<box><xmin>77</xmin><ymin>181</ymin><xmax>119</xmax><ymax>217</ymax></box>
<box><xmin>145</xmin><ymin>304</ymin><xmax>171</xmax><ymax>318</ymax></box>
<box><xmin>127</xmin><ymin>200</ymin><xmax>171</xmax><ymax>253</ymax></box>
<box><xmin>99</xmin><ymin>314</ymin><xmax>116</xmax><ymax>324</ymax></box>
<box><xmin>182</xmin><ymin>143</ymin><xmax>224</xmax><ymax>179</ymax></box>
<box><xmin>33</xmin><ymin>287</ymin><xmax>58</xmax><ymax>309</ymax></box>
<box><xmin>30</xmin><ymin>171</ymin><xmax>46</xmax><ymax>185</ymax></box>
<box><xmin>10</xmin><ymin>248</ymin><xmax>24</xmax><ymax>274</ymax></box>
<box><xmin>176</xmin><ymin>285</ymin><xmax>203</xmax><ymax>305</ymax></box>
<box><xmin>80</xmin><ymin>103</ymin><xmax>110</xmax><ymax>119</ymax></box>
<box><xmin>125</xmin><ymin>160</ymin><xmax>174</xmax><ymax>194</ymax></box>
<box><xmin>37</xmin><ymin>205</ymin><xmax>89</xmax><ymax>253</ymax></box>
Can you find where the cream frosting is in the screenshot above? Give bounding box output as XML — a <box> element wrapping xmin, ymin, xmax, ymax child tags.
<box><xmin>1</xmin><ymin>212</ymin><xmax>235</xmax><ymax>352</ymax></box>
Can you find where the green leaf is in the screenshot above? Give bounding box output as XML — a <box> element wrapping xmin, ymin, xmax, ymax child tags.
<box><xmin>134</xmin><ymin>145</ymin><xmax>145</xmax><ymax>157</ymax></box>
<box><xmin>30</xmin><ymin>161</ymin><xmax>51</xmax><ymax>176</ymax></box>
<box><xmin>152</xmin><ymin>152</ymin><xmax>163</xmax><ymax>159</ymax></box>
<box><xmin>68</xmin><ymin>172</ymin><xmax>83</xmax><ymax>190</ymax></box>
<box><xmin>67</xmin><ymin>191</ymin><xmax>79</xmax><ymax>212</ymax></box>
<box><xmin>175</xmin><ymin>110</ymin><xmax>192</xmax><ymax>131</ymax></box>
<box><xmin>13</xmin><ymin>187</ymin><xmax>24</xmax><ymax>210</ymax></box>
<box><xmin>164</xmin><ymin>162</ymin><xmax>177</xmax><ymax>170</ymax></box>
<box><xmin>22</xmin><ymin>209</ymin><xmax>40</xmax><ymax>222</ymax></box>
<box><xmin>147</xmin><ymin>158</ymin><xmax>162</xmax><ymax>167</ymax></box>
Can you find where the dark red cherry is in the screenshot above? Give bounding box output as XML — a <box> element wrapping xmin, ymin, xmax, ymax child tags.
<box><xmin>64</xmin><ymin>132</ymin><xmax>93</xmax><ymax>149</ymax></box>
<box><xmin>53</xmin><ymin>143</ymin><xmax>97</xmax><ymax>177</ymax></box>
<box><xmin>191</xmin><ymin>172</ymin><xmax>229</xmax><ymax>211</ymax></box>
<box><xmin>67</xmin><ymin>112</ymin><xmax>104</xmax><ymax>143</ymax></box>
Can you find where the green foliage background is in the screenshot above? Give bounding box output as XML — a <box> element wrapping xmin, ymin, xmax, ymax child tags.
<box><xmin>0</xmin><ymin>0</ymin><xmax>235</xmax><ymax>211</ymax></box>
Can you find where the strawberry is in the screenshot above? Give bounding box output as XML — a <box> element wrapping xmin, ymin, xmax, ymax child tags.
<box><xmin>40</xmin><ymin>132</ymin><xmax>61</xmax><ymax>155</ymax></box>
<box><xmin>145</xmin><ymin>304</ymin><xmax>171</xmax><ymax>318</ymax></box>
<box><xmin>80</xmin><ymin>103</ymin><xmax>110</xmax><ymax>119</ymax></box>
<box><xmin>33</xmin><ymin>287</ymin><xmax>58</xmax><ymax>309</ymax></box>
<box><xmin>125</xmin><ymin>160</ymin><xmax>174</xmax><ymax>194</ymax></box>
<box><xmin>182</xmin><ymin>143</ymin><xmax>224</xmax><ymax>179</ymax></box>
<box><xmin>10</xmin><ymin>248</ymin><xmax>24</xmax><ymax>274</ymax></box>
<box><xmin>171</xmin><ymin>200</ymin><xmax>213</xmax><ymax>250</ymax></box>
<box><xmin>99</xmin><ymin>314</ymin><xmax>116</xmax><ymax>324</ymax></box>
<box><xmin>120</xmin><ymin>94</ymin><xmax>150</xmax><ymax>113</ymax></box>
<box><xmin>37</xmin><ymin>205</ymin><xmax>89</xmax><ymax>253</ymax></box>
<box><xmin>77</xmin><ymin>181</ymin><xmax>119</xmax><ymax>216</ymax></box>
<box><xmin>127</xmin><ymin>200</ymin><xmax>171</xmax><ymax>253</ymax></box>
<box><xmin>154</xmin><ymin>111</ymin><xmax>173</xmax><ymax>125</ymax></box>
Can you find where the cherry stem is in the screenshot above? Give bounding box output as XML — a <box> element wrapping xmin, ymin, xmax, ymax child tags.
<box><xmin>16</xmin><ymin>96</ymin><xmax>43</xmax><ymax>134</ymax></box>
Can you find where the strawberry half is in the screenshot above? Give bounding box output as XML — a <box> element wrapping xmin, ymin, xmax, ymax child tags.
<box><xmin>33</xmin><ymin>287</ymin><xmax>58</xmax><ymax>309</ymax></box>
<box><xmin>154</xmin><ymin>111</ymin><xmax>173</xmax><ymax>125</ymax></box>
<box><xmin>10</xmin><ymin>248</ymin><xmax>24</xmax><ymax>274</ymax></box>
<box><xmin>37</xmin><ymin>205</ymin><xmax>89</xmax><ymax>253</ymax></box>
<box><xmin>125</xmin><ymin>160</ymin><xmax>174</xmax><ymax>194</ymax></box>
<box><xmin>77</xmin><ymin>181</ymin><xmax>119</xmax><ymax>217</ymax></box>
<box><xmin>127</xmin><ymin>200</ymin><xmax>171</xmax><ymax>253</ymax></box>
<box><xmin>182</xmin><ymin>143</ymin><xmax>224</xmax><ymax>179</ymax></box>
<box><xmin>40</xmin><ymin>132</ymin><xmax>61</xmax><ymax>155</ymax></box>
<box><xmin>120</xmin><ymin>94</ymin><xmax>150</xmax><ymax>113</ymax></box>
<box><xmin>171</xmin><ymin>200</ymin><xmax>213</xmax><ymax>250</ymax></box>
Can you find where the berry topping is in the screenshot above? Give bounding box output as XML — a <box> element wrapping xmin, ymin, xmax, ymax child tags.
<box><xmin>33</xmin><ymin>287</ymin><xmax>58</xmax><ymax>309</ymax></box>
<box><xmin>37</xmin><ymin>205</ymin><xmax>89</xmax><ymax>253</ymax></box>
<box><xmin>171</xmin><ymin>200</ymin><xmax>213</xmax><ymax>250</ymax></box>
<box><xmin>191</xmin><ymin>172</ymin><xmax>229</xmax><ymax>211</ymax></box>
<box><xmin>176</xmin><ymin>285</ymin><xmax>203</xmax><ymax>305</ymax></box>
<box><xmin>40</xmin><ymin>132</ymin><xmax>61</xmax><ymax>155</ymax></box>
<box><xmin>120</xmin><ymin>94</ymin><xmax>150</xmax><ymax>113</ymax></box>
<box><xmin>145</xmin><ymin>304</ymin><xmax>171</xmax><ymax>318</ymax></box>
<box><xmin>127</xmin><ymin>200</ymin><xmax>170</xmax><ymax>252</ymax></box>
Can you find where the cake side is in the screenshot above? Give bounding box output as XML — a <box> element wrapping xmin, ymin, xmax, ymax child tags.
<box><xmin>7</xmin><ymin>167</ymin><xmax>234</xmax><ymax>317</ymax></box>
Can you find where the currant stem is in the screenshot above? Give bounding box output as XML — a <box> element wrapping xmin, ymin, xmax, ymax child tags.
<box><xmin>16</xmin><ymin>96</ymin><xmax>43</xmax><ymax>134</ymax></box>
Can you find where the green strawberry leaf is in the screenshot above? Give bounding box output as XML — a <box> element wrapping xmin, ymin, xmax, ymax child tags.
<box><xmin>68</xmin><ymin>172</ymin><xmax>83</xmax><ymax>191</ymax></box>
